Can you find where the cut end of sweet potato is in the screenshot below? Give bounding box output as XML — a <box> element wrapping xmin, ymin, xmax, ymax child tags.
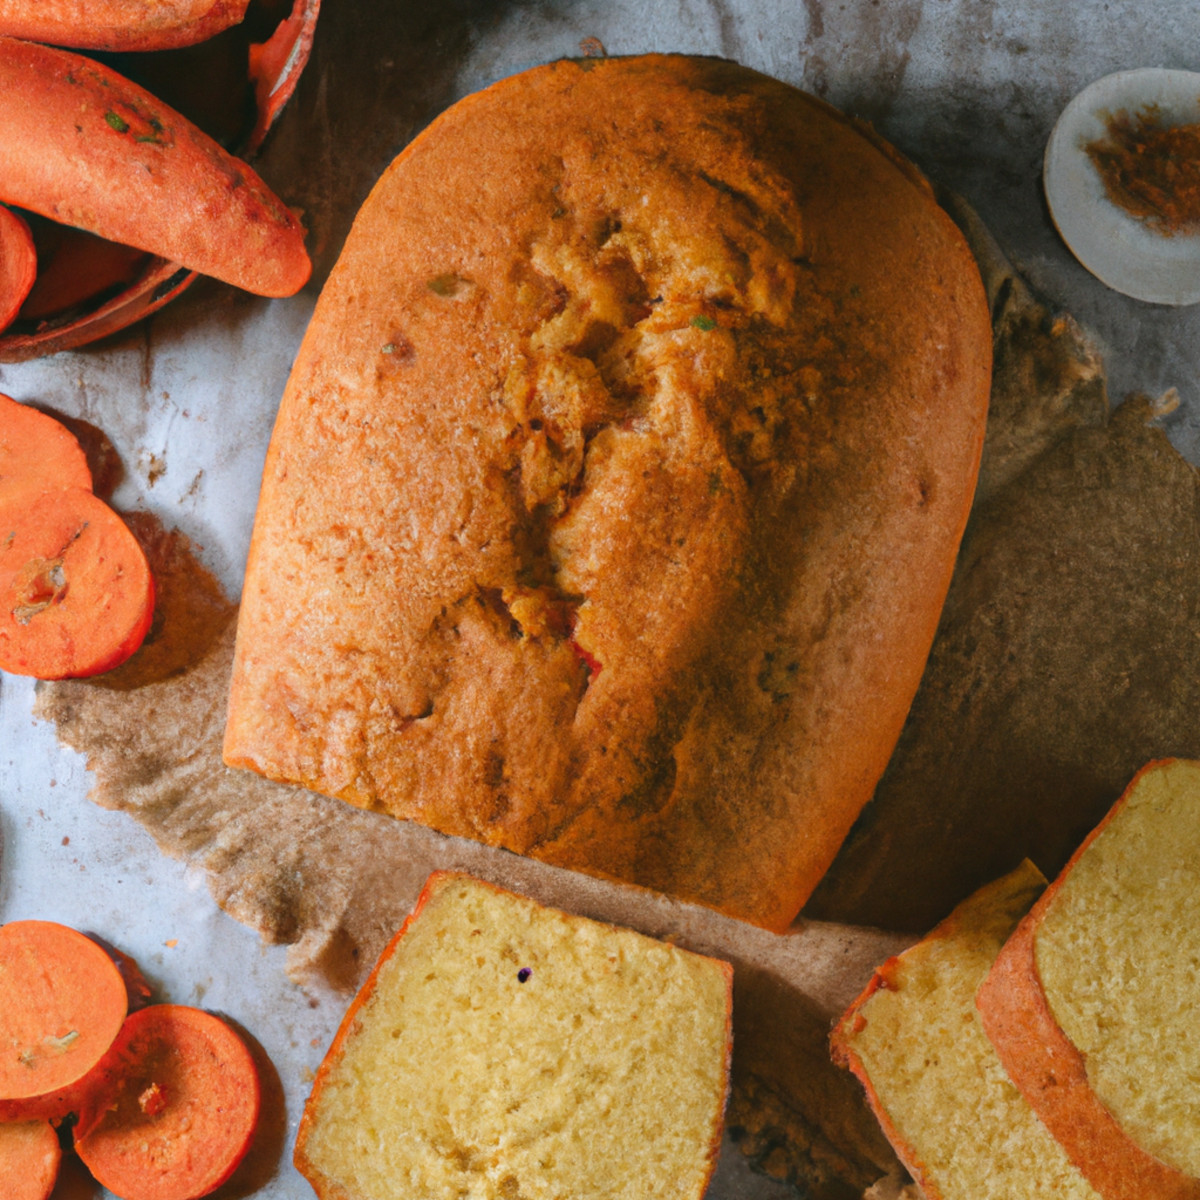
<box><xmin>0</xmin><ymin>1120</ymin><xmax>61</xmax><ymax>1200</ymax></box>
<box><xmin>0</xmin><ymin>920</ymin><xmax>129</xmax><ymax>1119</ymax></box>
<box><xmin>0</xmin><ymin>392</ymin><xmax>93</xmax><ymax>494</ymax></box>
<box><xmin>75</xmin><ymin>1004</ymin><xmax>261</xmax><ymax>1200</ymax></box>
<box><xmin>0</xmin><ymin>204</ymin><xmax>36</xmax><ymax>332</ymax></box>
<box><xmin>0</xmin><ymin>484</ymin><xmax>154</xmax><ymax>679</ymax></box>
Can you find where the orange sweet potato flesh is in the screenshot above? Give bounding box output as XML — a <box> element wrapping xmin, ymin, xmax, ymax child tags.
<box><xmin>0</xmin><ymin>0</ymin><xmax>250</xmax><ymax>52</ymax></box>
<box><xmin>0</xmin><ymin>484</ymin><xmax>154</xmax><ymax>679</ymax></box>
<box><xmin>0</xmin><ymin>37</ymin><xmax>310</xmax><ymax>298</ymax></box>
<box><xmin>0</xmin><ymin>392</ymin><xmax>92</xmax><ymax>492</ymax></box>
<box><xmin>0</xmin><ymin>920</ymin><xmax>129</xmax><ymax>1123</ymax></box>
<box><xmin>0</xmin><ymin>204</ymin><xmax>35</xmax><ymax>332</ymax></box>
<box><xmin>76</xmin><ymin>1004</ymin><xmax>261</xmax><ymax>1200</ymax></box>
<box><xmin>0</xmin><ymin>1121</ymin><xmax>61</xmax><ymax>1200</ymax></box>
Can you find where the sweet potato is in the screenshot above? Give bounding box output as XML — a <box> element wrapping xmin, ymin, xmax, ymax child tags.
<box><xmin>0</xmin><ymin>37</ymin><xmax>310</xmax><ymax>297</ymax></box>
<box><xmin>75</xmin><ymin>1005</ymin><xmax>261</xmax><ymax>1200</ymax></box>
<box><xmin>0</xmin><ymin>392</ymin><xmax>92</xmax><ymax>493</ymax></box>
<box><xmin>17</xmin><ymin>221</ymin><xmax>149</xmax><ymax>322</ymax></box>
<box><xmin>0</xmin><ymin>0</ymin><xmax>250</xmax><ymax>52</ymax></box>
<box><xmin>0</xmin><ymin>204</ymin><xmax>35</xmax><ymax>332</ymax></box>
<box><xmin>248</xmin><ymin>0</ymin><xmax>321</xmax><ymax>150</ymax></box>
<box><xmin>0</xmin><ymin>484</ymin><xmax>154</xmax><ymax>679</ymax></box>
<box><xmin>0</xmin><ymin>1121</ymin><xmax>61</xmax><ymax>1200</ymax></box>
<box><xmin>0</xmin><ymin>920</ymin><xmax>129</xmax><ymax>1123</ymax></box>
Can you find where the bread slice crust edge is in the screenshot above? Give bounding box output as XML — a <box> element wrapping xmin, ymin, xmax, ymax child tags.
<box><xmin>976</xmin><ymin>759</ymin><xmax>1200</xmax><ymax>1200</ymax></box>
<box><xmin>294</xmin><ymin>870</ymin><xmax>734</xmax><ymax>1200</ymax></box>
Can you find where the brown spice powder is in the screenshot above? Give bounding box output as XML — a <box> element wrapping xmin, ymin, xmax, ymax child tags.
<box><xmin>1084</xmin><ymin>104</ymin><xmax>1200</xmax><ymax>235</ymax></box>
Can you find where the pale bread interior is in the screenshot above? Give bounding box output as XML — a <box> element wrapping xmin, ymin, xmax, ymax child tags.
<box><xmin>298</xmin><ymin>875</ymin><xmax>730</xmax><ymax>1200</ymax></box>
<box><xmin>838</xmin><ymin>863</ymin><xmax>1102</xmax><ymax>1200</ymax></box>
<box><xmin>1035</xmin><ymin>758</ymin><xmax>1200</xmax><ymax>1176</ymax></box>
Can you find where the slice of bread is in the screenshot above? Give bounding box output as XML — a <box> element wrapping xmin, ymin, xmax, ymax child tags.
<box><xmin>832</xmin><ymin>862</ymin><xmax>1103</xmax><ymax>1200</ymax></box>
<box><xmin>294</xmin><ymin>872</ymin><xmax>732</xmax><ymax>1200</ymax></box>
<box><xmin>977</xmin><ymin>759</ymin><xmax>1200</xmax><ymax>1200</ymax></box>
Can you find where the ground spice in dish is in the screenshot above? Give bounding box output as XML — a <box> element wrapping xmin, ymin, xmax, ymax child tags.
<box><xmin>1084</xmin><ymin>105</ymin><xmax>1200</xmax><ymax>235</ymax></box>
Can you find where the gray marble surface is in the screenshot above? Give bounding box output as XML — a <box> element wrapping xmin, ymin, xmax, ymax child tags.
<box><xmin>2</xmin><ymin>2</ymin><xmax>1199</xmax><ymax>1197</ymax></box>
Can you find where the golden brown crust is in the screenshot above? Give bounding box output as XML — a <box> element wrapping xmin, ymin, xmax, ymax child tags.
<box><xmin>976</xmin><ymin>761</ymin><xmax>1200</xmax><ymax>1200</ymax></box>
<box><xmin>225</xmin><ymin>54</ymin><xmax>991</xmax><ymax>930</ymax></box>
<box><xmin>830</xmin><ymin>862</ymin><xmax>1112</xmax><ymax>1200</ymax></box>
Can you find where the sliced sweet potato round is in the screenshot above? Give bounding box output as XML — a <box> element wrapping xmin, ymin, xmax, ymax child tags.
<box><xmin>0</xmin><ymin>484</ymin><xmax>154</xmax><ymax>679</ymax></box>
<box><xmin>75</xmin><ymin>1005</ymin><xmax>261</xmax><ymax>1200</ymax></box>
<box><xmin>0</xmin><ymin>392</ymin><xmax>92</xmax><ymax>493</ymax></box>
<box><xmin>0</xmin><ymin>1120</ymin><xmax>61</xmax><ymax>1200</ymax></box>
<box><xmin>0</xmin><ymin>920</ymin><xmax>129</xmax><ymax>1122</ymax></box>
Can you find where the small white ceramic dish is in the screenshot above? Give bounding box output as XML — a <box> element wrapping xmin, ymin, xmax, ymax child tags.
<box><xmin>1045</xmin><ymin>67</ymin><xmax>1200</xmax><ymax>305</ymax></box>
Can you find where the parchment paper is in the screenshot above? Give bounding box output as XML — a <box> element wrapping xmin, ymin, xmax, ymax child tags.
<box><xmin>6</xmin><ymin>3</ymin><xmax>1200</xmax><ymax>1199</ymax></box>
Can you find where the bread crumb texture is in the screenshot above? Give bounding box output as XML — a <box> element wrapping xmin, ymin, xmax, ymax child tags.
<box><xmin>833</xmin><ymin>863</ymin><xmax>1102</xmax><ymax>1200</ymax></box>
<box><xmin>295</xmin><ymin>874</ymin><xmax>731</xmax><ymax>1200</ymax></box>
<box><xmin>1035</xmin><ymin>758</ymin><xmax>1200</xmax><ymax>1176</ymax></box>
<box><xmin>226</xmin><ymin>54</ymin><xmax>991</xmax><ymax>930</ymax></box>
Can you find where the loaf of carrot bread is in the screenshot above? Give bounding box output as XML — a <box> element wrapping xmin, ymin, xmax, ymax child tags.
<box><xmin>294</xmin><ymin>872</ymin><xmax>732</xmax><ymax>1200</ymax></box>
<box><xmin>832</xmin><ymin>862</ymin><xmax>1102</xmax><ymax>1200</ymax></box>
<box><xmin>977</xmin><ymin>759</ymin><xmax>1200</xmax><ymax>1200</ymax></box>
<box><xmin>224</xmin><ymin>54</ymin><xmax>992</xmax><ymax>930</ymax></box>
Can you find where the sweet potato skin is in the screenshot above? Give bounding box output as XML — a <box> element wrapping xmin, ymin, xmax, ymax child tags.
<box><xmin>16</xmin><ymin>222</ymin><xmax>149</xmax><ymax>322</ymax></box>
<box><xmin>0</xmin><ymin>37</ymin><xmax>310</xmax><ymax>297</ymax></box>
<box><xmin>247</xmin><ymin>0</ymin><xmax>320</xmax><ymax>150</ymax></box>
<box><xmin>0</xmin><ymin>0</ymin><xmax>250</xmax><ymax>51</ymax></box>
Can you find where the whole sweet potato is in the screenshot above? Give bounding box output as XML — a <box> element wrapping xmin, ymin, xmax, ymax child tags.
<box><xmin>0</xmin><ymin>37</ymin><xmax>309</xmax><ymax>297</ymax></box>
<box><xmin>0</xmin><ymin>0</ymin><xmax>250</xmax><ymax>52</ymax></box>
